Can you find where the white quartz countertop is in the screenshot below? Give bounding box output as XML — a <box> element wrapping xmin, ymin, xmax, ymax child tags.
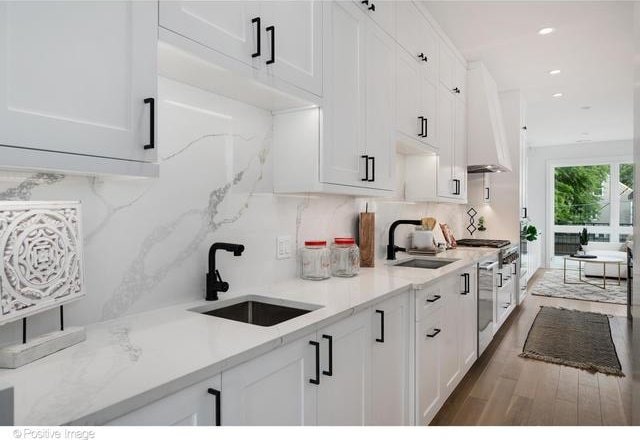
<box><xmin>0</xmin><ymin>247</ymin><xmax>499</xmax><ymax>425</ymax></box>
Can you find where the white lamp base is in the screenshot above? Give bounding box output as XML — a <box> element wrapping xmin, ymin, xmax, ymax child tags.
<box><xmin>0</xmin><ymin>327</ymin><xmax>86</xmax><ymax>369</ymax></box>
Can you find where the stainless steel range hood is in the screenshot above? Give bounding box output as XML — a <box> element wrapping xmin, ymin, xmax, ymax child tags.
<box><xmin>467</xmin><ymin>62</ymin><xmax>512</xmax><ymax>174</ymax></box>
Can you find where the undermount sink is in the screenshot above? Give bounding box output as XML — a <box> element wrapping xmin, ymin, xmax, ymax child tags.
<box><xmin>393</xmin><ymin>258</ymin><xmax>459</xmax><ymax>269</ymax></box>
<box><xmin>190</xmin><ymin>296</ymin><xmax>322</xmax><ymax>327</ymax></box>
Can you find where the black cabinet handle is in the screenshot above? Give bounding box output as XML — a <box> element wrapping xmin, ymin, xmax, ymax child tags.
<box><xmin>375</xmin><ymin>310</ymin><xmax>384</xmax><ymax>343</ymax></box>
<box><xmin>322</xmin><ymin>334</ymin><xmax>333</xmax><ymax>376</ymax></box>
<box><xmin>423</xmin><ymin>117</ymin><xmax>428</xmax><ymax>137</ymax></box>
<box><xmin>513</xmin><ymin>262</ymin><xmax>518</xmax><ymax>275</ymax></box>
<box><xmin>522</xmin><ymin>207</ymin><xmax>528</xmax><ymax>218</ymax></box>
<box><xmin>309</xmin><ymin>340</ymin><xmax>320</xmax><ymax>385</ymax></box>
<box><xmin>143</xmin><ymin>98</ymin><xmax>155</xmax><ymax>150</ymax></box>
<box><xmin>426</xmin><ymin>294</ymin><xmax>441</xmax><ymax>303</ymax></box>
<box><xmin>207</xmin><ymin>388</ymin><xmax>221</xmax><ymax>426</ymax></box>
<box><xmin>266</xmin><ymin>25</ymin><xmax>275</xmax><ymax>65</ymax></box>
<box><xmin>251</xmin><ymin>17</ymin><xmax>261</xmax><ymax>58</ymax></box>
<box><xmin>361</xmin><ymin>0</ymin><xmax>369</xmax><ymax>4</ymax></box>
<box><xmin>418</xmin><ymin>116</ymin><xmax>425</xmax><ymax>137</ymax></box>
<box><xmin>361</xmin><ymin>155</ymin><xmax>369</xmax><ymax>181</ymax></box>
<box><xmin>452</xmin><ymin>87</ymin><xmax>461</xmax><ymax>94</ymax></box>
<box><xmin>453</xmin><ymin>179</ymin><xmax>461</xmax><ymax>195</ymax></box>
<box><xmin>485</xmin><ymin>187</ymin><xmax>490</xmax><ymax>200</ymax></box>
<box><xmin>368</xmin><ymin>156</ymin><xmax>375</xmax><ymax>182</ymax></box>
<box><xmin>461</xmin><ymin>273</ymin><xmax>470</xmax><ymax>295</ymax></box>
<box><xmin>426</xmin><ymin>328</ymin><xmax>441</xmax><ymax>338</ymax></box>
<box><xmin>498</xmin><ymin>272</ymin><xmax>503</xmax><ymax>288</ymax></box>
<box><xmin>368</xmin><ymin>3</ymin><xmax>376</xmax><ymax>11</ymax></box>
<box><xmin>418</xmin><ymin>52</ymin><xmax>425</xmax><ymax>61</ymax></box>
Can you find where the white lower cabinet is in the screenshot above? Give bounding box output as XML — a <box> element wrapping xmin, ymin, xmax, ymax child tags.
<box><xmin>415</xmin><ymin>265</ymin><xmax>478</xmax><ymax>425</ymax></box>
<box><xmin>106</xmin><ymin>375</ymin><xmax>221</xmax><ymax>426</ymax></box>
<box><xmin>369</xmin><ymin>293</ymin><xmax>411</xmax><ymax>425</ymax></box>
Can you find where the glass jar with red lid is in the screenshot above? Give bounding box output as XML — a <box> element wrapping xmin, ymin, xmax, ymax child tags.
<box><xmin>300</xmin><ymin>240</ymin><xmax>331</xmax><ymax>280</ymax></box>
<box><xmin>330</xmin><ymin>237</ymin><xmax>360</xmax><ymax>277</ymax></box>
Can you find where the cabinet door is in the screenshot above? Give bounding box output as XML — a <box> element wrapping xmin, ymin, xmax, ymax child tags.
<box><xmin>420</xmin><ymin>73</ymin><xmax>438</xmax><ymax>148</ymax></box>
<box><xmin>440</xmin><ymin>278</ymin><xmax>461</xmax><ymax>396</ymax></box>
<box><xmin>0</xmin><ymin>1</ymin><xmax>157</xmax><ymax>162</ymax></box>
<box><xmin>316</xmin><ymin>311</ymin><xmax>370</xmax><ymax>426</ymax></box>
<box><xmin>459</xmin><ymin>268</ymin><xmax>478</xmax><ymax>374</ymax></box>
<box><xmin>321</xmin><ymin>1</ymin><xmax>367</xmax><ymax>188</ymax></box>
<box><xmin>370</xmin><ymin>294</ymin><xmax>410</xmax><ymax>425</ymax></box>
<box><xmin>416</xmin><ymin>308</ymin><xmax>443</xmax><ymax>425</ymax></box>
<box><xmin>452</xmin><ymin>96</ymin><xmax>468</xmax><ymax>200</ymax></box>
<box><xmin>396</xmin><ymin>49</ymin><xmax>422</xmax><ymax>141</ymax></box>
<box><xmin>436</xmin><ymin>86</ymin><xmax>455</xmax><ymax>198</ymax></box>
<box><xmin>364</xmin><ymin>19</ymin><xmax>395</xmax><ymax>191</ymax></box>
<box><xmin>106</xmin><ymin>375</ymin><xmax>221</xmax><ymax>426</ymax></box>
<box><xmin>395</xmin><ymin>1</ymin><xmax>437</xmax><ymax>84</ymax></box>
<box><xmin>221</xmin><ymin>336</ymin><xmax>317</xmax><ymax>426</ymax></box>
<box><xmin>159</xmin><ymin>1</ymin><xmax>259</xmax><ymax>68</ymax></box>
<box><xmin>262</xmin><ymin>1</ymin><xmax>323</xmax><ymax>96</ymax></box>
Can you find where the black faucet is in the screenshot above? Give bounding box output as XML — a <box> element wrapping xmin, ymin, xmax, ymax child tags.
<box><xmin>207</xmin><ymin>242</ymin><xmax>245</xmax><ymax>301</ymax></box>
<box><xmin>387</xmin><ymin>220</ymin><xmax>421</xmax><ymax>260</ymax></box>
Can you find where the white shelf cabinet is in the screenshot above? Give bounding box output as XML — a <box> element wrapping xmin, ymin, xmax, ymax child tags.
<box><xmin>159</xmin><ymin>1</ymin><xmax>323</xmax><ymax>97</ymax></box>
<box><xmin>0</xmin><ymin>0</ymin><xmax>158</xmax><ymax>175</ymax></box>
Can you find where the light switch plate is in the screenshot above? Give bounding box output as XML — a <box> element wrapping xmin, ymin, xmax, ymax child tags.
<box><xmin>276</xmin><ymin>236</ymin><xmax>292</xmax><ymax>260</ymax></box>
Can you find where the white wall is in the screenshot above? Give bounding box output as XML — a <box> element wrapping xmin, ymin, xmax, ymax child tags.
<box><xmin>527</xmin><ymin>139</ymin><xmax>633</xmax><ymax>266</ymax></box>
<box><xmin>0</xmin><ymin>77</ymin><xmax>466</xmax><ymax>346</ymax></box>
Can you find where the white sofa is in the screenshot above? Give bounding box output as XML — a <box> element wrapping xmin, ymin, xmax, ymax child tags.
<box><xmin>582</xmin><ymin>242</ymin><xmax>629</xmax><ymax>279</ymax></box>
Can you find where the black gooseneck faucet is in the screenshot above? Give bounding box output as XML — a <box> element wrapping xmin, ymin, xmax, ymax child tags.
<box><xmin>207</xmin><ymin>242</ymin><xmax>245</xmax><ymax>301</ymax></box>
<box><xmin>387</xmin><ymin>220</ymin><xmax>422</xmax><ymax>260</ymax></box>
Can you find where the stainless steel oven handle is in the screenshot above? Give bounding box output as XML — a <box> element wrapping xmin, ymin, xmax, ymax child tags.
<box><xmin>480</xmin><ymin>261</ymin><xmax>499</xmax><ymax>271</ymax></box>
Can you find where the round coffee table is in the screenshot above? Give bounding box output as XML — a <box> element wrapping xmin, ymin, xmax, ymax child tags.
<box><xmin>563</xmin><ymin>255</ymin><xmax>624</xmax><ymax>289</ymax></box>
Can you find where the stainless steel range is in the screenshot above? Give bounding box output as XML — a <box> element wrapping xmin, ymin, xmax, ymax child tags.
<box><xmin>456</xmin><ymin>239</ymin><xmax>511</xmax><ymax>248</ymax></box>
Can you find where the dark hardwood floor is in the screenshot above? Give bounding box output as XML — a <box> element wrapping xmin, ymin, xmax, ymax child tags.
<box><xmin>431</xmin><ymin>269</ymin><xmax>631</xmax><ymax>426</ymax></box>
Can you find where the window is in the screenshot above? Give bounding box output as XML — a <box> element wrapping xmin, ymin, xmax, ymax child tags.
<box><xmin>550</xmin><ymin>159</ymin><xmax>633</xmax><ymax>265</ymax></box>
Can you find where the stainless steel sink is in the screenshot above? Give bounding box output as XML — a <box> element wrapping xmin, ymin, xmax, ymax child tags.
<box><xmin>393</xmin><ymin>258</ymin><xmax>459</xmax><ymax>269</ymax></box>
<box><xmin>190</xmin><ymin>296</ymin><xmax>322</xmax><ymax>327</ymax></box>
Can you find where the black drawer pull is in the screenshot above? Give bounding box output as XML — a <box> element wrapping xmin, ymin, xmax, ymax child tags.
<box><xmin>207</xmin><ymin>388</ymin><xmax>221</xmax><ymax>426</ymax></box>
<box><xmin>426</xmin><ymin>294</ymin><xmax>441</xmax><ymax>303</ymax></box>
<box><xmin>251</xmin><ymin>17</ymin><xmax>261</xmax><ymax>58</ymax></box>
<box><xmin>423</xmin><ymin>117</ymin><xmax>428</xmax><ymax>137</ymax></box>
<box><xmin>461</xmin><ymin>273</ymin><xmax>470</xmax><ymax>295</ymax></box>
<box><xmin>322</xmin><ymin>334</ymin><xmax>333</xmax><ymax>376</ymax></box>
<box><xmin>375</xmin><ymin>310</ymin><xmax>384</xmax><ymax>343</ymax></box>
<box><xmin>266</xmin><ymin>25</ymin><xmax>275</xmax><ymax>65</ymax></box>
<box><xmin>485</xmin><ymin>187</ymin><xmax>490</xmax><ymax>200</ymax></box>
<box><xmin>143</xmin><ymin>97</ymin><xmax>155</xmax><ymax>150</ymax></box>
<box><xmin>453</xmin><ymin>179</ymin><xmax>461</xmax><ymax>195</ymax></box>
<box><xmin>497</xmin><ymin>272</ymin><xmax>503</xmax><ymax>288</ymax></box>
<box><xmin>309</xmin><ymin>340</ymin><xmax>320</xmax><ymax>385</ymax></box>
<box><xmin>426</xmin><ymin>328</ymin><xmax>441</xmax><ymax>338</ymax></box>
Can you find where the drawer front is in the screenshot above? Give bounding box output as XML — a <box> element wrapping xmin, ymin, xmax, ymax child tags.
<box><xmin>415</xmin><ymin>283</ymin><xmax>444</xmax><ymax>321</ymax></box>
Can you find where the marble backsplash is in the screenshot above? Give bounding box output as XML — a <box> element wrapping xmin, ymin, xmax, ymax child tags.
<box><xmin>0</xmin><ymin>77</ymin><xmax>465</xmax><ymax>346</ymax></box>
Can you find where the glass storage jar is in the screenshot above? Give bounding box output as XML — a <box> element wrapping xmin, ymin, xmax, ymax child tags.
<box><xmin>300</xmin><ymin>241</ymin><xmax>331</xmax><ymax>280</ymax></box>
<box><xmin>330</xmin><ymin>237</ymin><xmax>360</xmax><ymax>277</ymax></box>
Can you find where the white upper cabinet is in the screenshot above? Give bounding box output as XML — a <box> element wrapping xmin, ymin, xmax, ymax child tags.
<box><xmin>0</xmin><ymin>1</ymin><xmax>157</xmax><ymax>168</ymax></box>
<box><xmin>320</xmin><ymin>1</ymin><xmax>367</xmax><ymax>188</ymax></box>
<box><xmin>353</xmin><ymin>0</ymin><xmax>395</xmax><ymax>37</ymax></box>
<box><xmin>159</xmin><ymin>1</ymin><xmax>260</xmax><ymax>67</ymax></box>
<box><xmin>160</xmin><ymin>1</ymin><xmax>323</xmax><ymax>96</ymax></box>
<box><xmin>452</xmin><ymin>94</ymin><xmax>468</xmax><ymax>200</ymax></box>
<box><xmin>260</xmin><ymin>1</ymin><xmax>323</xmax><ymax>96</ymax></box>
<box><xmin>363</xmin><ymin>16</ymin><xmax>396</xmax><ymax>191</ymax></box>
<box><xmin>395</xmin><ymin>1</ymin><xmax>438</xmax><ymax>84</ymax></box>
<box><xmin>436</xmin><ymin>85</ymin><xmax>455</xmax><ymax>199</ymax></box>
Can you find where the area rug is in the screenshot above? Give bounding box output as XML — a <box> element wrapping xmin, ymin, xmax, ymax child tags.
<box><xmin>520</xmin><ymin>306</ymin><xmax>624</xmax><ymax>376</ymax></box>
<box><xmin>529</xmin><ymin>269</ymin><xmax>626</xmax><ymax>304</ymax></box>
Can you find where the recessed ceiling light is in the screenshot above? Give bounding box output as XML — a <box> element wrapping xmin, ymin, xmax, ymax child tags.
<box><xmin>549</xmin><ymin>69</ymin><xmax>561</xmax><ymax>75</ymax></box>
<box><xmin>581</xmin><ymin>105</ymin><xmax>592</xmax><ymax>110</ymax></box>
<box><xmin>552</xmin><ymin>92</ymin><xmax>563</xmax><ymax>98</ymax></box>
<box><xmin>538</xmin><ymin>27</ymin><xmax>555</xmax><ymax>35</ymax></box>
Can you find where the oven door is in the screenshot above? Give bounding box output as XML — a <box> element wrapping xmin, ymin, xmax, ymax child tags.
<box><xmin>478</xmin><ymin>260</ymin><xmax>497</xmax><ymax>356</ymax></box>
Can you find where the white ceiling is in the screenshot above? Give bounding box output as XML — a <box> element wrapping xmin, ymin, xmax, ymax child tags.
<box><xmin>424</xmin><ymin>1</ymin><xmax>634</xmax><ymax>147</ymax></box>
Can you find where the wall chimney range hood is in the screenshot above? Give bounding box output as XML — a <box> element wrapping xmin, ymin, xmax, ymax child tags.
<box><xmin>467</xmin><ymin>62</ymin><xmax>512</xmax><ymax>174</ymax></box>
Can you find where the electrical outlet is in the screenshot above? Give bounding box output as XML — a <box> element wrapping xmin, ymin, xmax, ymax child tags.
<box><xmin>276</xmin><ymin>236</ymin><xmax>292</xmax><ymax>260</ymax></box>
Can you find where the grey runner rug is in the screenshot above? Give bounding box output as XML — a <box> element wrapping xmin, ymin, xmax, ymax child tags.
<box><xmin>519</xmin><ymin>306</ymin><xmax>624</xmax><ymax>376</ymax></box>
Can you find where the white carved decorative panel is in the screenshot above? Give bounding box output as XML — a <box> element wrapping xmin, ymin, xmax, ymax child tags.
<box><xmin>0</xmin><ymin>201</ymin><xmax>84</xmax><ymax>325</ymax></box>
